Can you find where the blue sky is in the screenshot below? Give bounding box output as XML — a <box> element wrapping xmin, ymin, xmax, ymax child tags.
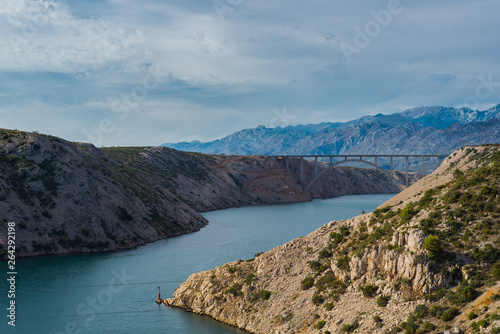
<box><xmin>1</xmin><ymin>0</ymin><xmax>499</xmax><ymax>146</ymax></box>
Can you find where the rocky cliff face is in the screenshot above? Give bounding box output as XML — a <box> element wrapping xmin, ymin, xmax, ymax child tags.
<box><xmin>168</xmin><ymin>145</ymin><xmax>500</xmax><ymax>334</ymax></box>
<box><xmin>0</xmin><ymin>129</ymin><xmax>412</xmax><ymax>258</ymax></box>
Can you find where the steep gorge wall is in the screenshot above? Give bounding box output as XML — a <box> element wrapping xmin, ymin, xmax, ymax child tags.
<box><xmin>168</xmin><ymin>145</ymin><xmax>500</xmax><ymax>334</ymax></box>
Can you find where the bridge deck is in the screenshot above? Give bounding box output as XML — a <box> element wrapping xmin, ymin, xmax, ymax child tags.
<box><xmin>268</xmin><ymin>154</ymin><xmax>449</xmax><ymax>188</ymax></box>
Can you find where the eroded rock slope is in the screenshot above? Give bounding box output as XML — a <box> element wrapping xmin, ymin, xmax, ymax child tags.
<box><xmin>169</xmin><ymin>145</ymin><xmax>500</xmax><ymax>334</ymax></box>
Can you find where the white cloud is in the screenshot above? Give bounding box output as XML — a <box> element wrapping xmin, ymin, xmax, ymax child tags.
<box><xmin>1</xmin><ymin>0</ymin><xmax>500</xmax><ymax>146</ymax></box>
<box><xmin>0</xmin><ymin>0</ymin><xmax>145</xmax><ymax>73</ymax></box>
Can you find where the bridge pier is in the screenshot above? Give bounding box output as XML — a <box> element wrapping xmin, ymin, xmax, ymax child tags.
<box><xmin>285</xmin><ymin>157</ymin><xmax>289</xmax><ymax>170</ymax></box>
<box><xmin>422</xmin><ymin>157</ymin><xmax>425</xmax><ymax>177</ymax></box>
<box><xmin>300</xmin><ymin>157</ymin><xmax>304</xmax><ymax>185</ymax></box>
<box><xmin>315</xmin><ymin>157</ymin><xmax>318</xmax><ymax>177</ymax></box>
<box><xmin>406</xmin><ymin>156</ymin><xmax>409</xmax><ymax>187</ymax></box>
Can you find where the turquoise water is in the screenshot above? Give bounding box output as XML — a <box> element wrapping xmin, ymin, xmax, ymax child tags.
<box><xmin>1</xmin><ymin>193</ymin><xmax>394</xmax><ymax>333</ymax></box>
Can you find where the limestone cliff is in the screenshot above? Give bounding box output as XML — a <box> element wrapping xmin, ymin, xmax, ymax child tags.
<box><xmin>168</xmin><ymin>145</ymin><xmax>500</xmax><ymax>334</ymax></box>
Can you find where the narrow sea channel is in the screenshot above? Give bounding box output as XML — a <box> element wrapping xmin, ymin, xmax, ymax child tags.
<box><xmin>1</xmin><ymin>193</ymin><xmax>395</xmax><ymax>334</ymax></box>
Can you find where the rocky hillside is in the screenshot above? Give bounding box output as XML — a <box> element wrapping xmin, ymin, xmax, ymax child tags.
<box><xmin>0</xmin><ymin>130</ymin><xmax>207</xmax><ymax>258</ymax></box>
<box><xmin>0</xmin><ymin>129</ymin><xmax>411</xmax><ymax>258</ymax></box>
<box><xmin>168</xmin><ymin>144</ymin><xmax>500</xmax><ymax>334</ymax></box>
<box><xmin>162</xmin><ymin>104</ymin><xmax>500</xmax><ymax>157</ymax></box>
<box><xmin>100</xmin><ymin>148</ymin><xmax>414</xmax><ymax>213</ymax></box>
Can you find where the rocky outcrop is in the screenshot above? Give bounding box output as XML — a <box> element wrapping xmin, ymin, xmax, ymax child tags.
<box><xmin>168</xmin><ymin>145</ymin><xmax>500</xmax><ymax>334</ymax></box>
<box><xmin>168</xmin><ymin>217</ymin><xmax>450</xmax><ymax>334</ymax></box>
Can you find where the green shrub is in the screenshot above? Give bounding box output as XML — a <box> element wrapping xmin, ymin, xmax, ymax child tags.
<box><xmin>414</xmin><ymin>304</ymin><xmax>428</xmax><ymax>319</ymax></box>
<box><xmin>400</xmin><ymin>315</ymin><xmax>418</xmax><ymax>334</ymax></box>
<box><xmin>330</xmin><ymin>232</ymin><xmax>344</xmax><ymax>245</ymax></box>
<box><xmin>425</xmin><ymin>288</ymin><xmax>445</xmax><ymax>302</ymax></box>
<box><xmin>467</xmin><ymin>311</ymin><xmax>477</xmax><ymax>320</ymax></box>
<box><xmin>308</xmin><ymin>260</ymin><xmax>328</xmax><ymax>272</ymax></box>
<box><xmin>477</xmin><ymin>319</ymin><xmax>489</xmax><ymax>329</ymax></box>
<box><xmin>245</xmin><ymin>273</ymin><xmax>255</xmax><ymax>285</ymax></box>
<box><xmin>447</xmin><ymin>280</ymin><xmax>477</xmax><ymax>306</ymax></box>
<box><xmin>312</xmin><ymin>294</ymin><xmax>324</xmax><ymax>305</ymax></box>
<box><xmin>341</xmin><ymin>321</ymin><xmax>359</xmax><ymax>332</ymax></box>
<box><xmin>428</xmin><ymin>305</ymin><xmax>444</xmax><ymax>318</ymax></box>
<box><xmin>336</xmin><ymin>256</ymin><xmax>350</xmax><ymax>271</ymax></box>
<box><xmin>250</xmin><ymin>289</ymin><xmax>271</xmax><ymax>302</ymax></box>
<box><xmin>301</xmin><ymin>276</ymin><xmax>315</xmax><ymax>290</ymax></box>
<box><xmin>362</xmin><ymin>284</ymin><xmax>378</xmax><ymax>298</ymax></box>
<box><xmin>228</xmin><ymin>266</ymin><xmax>237</xmax><ymax>274</ymax></box>
<box><xmin>472</xmin><ymin>243</ymin><xmax>499</xmax><ymax>262</ymax></box>
<box><xmin>421</xmin><ymin>321</ymin><xmax>436</xmax><ymax>332</ymax></box>
<box><xmin>325</xmin><ymin>302</ymin><xmax>334</xmax><ymax>310</ymax></box>
<box><xmin>226</xmin><ymin>283</ymin><xmax>242</xmax><ymax>297</ymax></box>
<box><xmin>400</xmin><ymin>204</ymin><xmax>418</xmax><ymax>224</ymax></box>
<box><xmin>315</xmin><ymin>320</ymin><xmax>326</xmax><ymax>329</ymax></box>
<box><xmin>339</xmin><ymin>225</ymin><xmax>350</xmax><ymax>236</ymax></box>
<box><xmin>319</xmin><ymin>249</ymin><xmax>332</xmax><ymax>259</ymax></box>
<box><xmin>440</xmin><ymin>307</ymin><xmax>458</xmax><ymax>321</ymax></box>
<box><xmin>423</xmin><ymin>235</ymin><xmax>443</xmax><ymax>259</ymax></box>
<box><xmin>443</xmin><ymin>189</ymin><xmax>462</xmax><ymax>204</ymax></box>
<box><xmin>315</xmin><ymin>272</ymin><xmax>346</xmax><ymax>293</ymax></box>
<box><xmin>377</xmin><ymin>295</ymin><xmax>390</xmax><ymax>307</ymax></box>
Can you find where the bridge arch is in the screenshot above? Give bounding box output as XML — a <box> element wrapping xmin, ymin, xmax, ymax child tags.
<box><xmin>304</xmin><ymin>159</ymin><xmax>387</xmax><ymax>191</ymax></box>
<box><xmin>273</xmin><ymin>154</ymin><xmax>448</xmax><ymax>192</ymax></box>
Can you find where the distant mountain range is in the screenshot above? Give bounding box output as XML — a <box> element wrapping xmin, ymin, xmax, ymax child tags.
<box><xmin>162</xmin><ymin>104</ymin><xmax>500</xmax><ymax>155</ymax></box>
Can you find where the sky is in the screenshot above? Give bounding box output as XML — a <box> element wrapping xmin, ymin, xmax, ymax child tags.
<box><xmin>0</xmin><ymin>0</ymin><xmax>499</xmax><ymax>146</ymax></box>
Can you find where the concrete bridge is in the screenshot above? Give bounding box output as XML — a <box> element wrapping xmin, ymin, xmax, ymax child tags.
<box><xmin>269</xmin><ymin>154</ymin><xmax>449</xmax><ymax>191</ymax></box>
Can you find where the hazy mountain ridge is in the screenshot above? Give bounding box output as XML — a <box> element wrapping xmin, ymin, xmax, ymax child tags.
<box><xmin>162</xmin><ymin>104</ymin><xmax>500</xmax><ymax>155</ymax></box>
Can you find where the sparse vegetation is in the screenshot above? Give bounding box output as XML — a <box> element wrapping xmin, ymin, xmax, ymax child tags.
<box><xmin>301</xmin><ymin>276</ymin><xmax>315</xmax><ymax>290</ymax></box>
<box><xmin>250</xmin><ymin>290</ymin><xmax>271</xmax><ymax>302</ymax></box>
<box><xmin>341</xmin><ymin>321</ymin><xmax>359</xmax><ymax>332</ymax></box>
<box><xmin>362</xmin><ymin>284</ymin><xmax>378</xmax><ymax>298</ymax></box>
<box><xmin>377</xmin><ymin>295</ymin><xmax>390</xmax><ymax>307</ymax></box>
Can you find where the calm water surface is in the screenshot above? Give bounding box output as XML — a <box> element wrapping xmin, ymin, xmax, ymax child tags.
<box><xmin>1</xmin><ymin>193</ymin><xmax>394</xmax><ymax>334</ymax></box>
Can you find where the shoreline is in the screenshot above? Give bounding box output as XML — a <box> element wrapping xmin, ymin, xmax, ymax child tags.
<box><xmin>1</xmin><ymin>191</ymin><xmax>399</xmax><ymax>261</ymax></box>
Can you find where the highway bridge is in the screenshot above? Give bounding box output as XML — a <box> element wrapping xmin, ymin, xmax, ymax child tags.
<box><xmin>269</xmin><ymin>154</ymin><xmax>449</xmax><ymax>191</ymax></box>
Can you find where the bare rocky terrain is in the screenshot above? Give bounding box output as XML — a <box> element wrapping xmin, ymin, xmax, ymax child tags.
<box><xmin>168</xmin><ymin>145</ymin><xmax>500</xmax><ymax>334</ymax></box>
<box><xmin>0</xmin><ymin>129</ymin><xmax>413</xmax><ymax>258</ymax></box>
